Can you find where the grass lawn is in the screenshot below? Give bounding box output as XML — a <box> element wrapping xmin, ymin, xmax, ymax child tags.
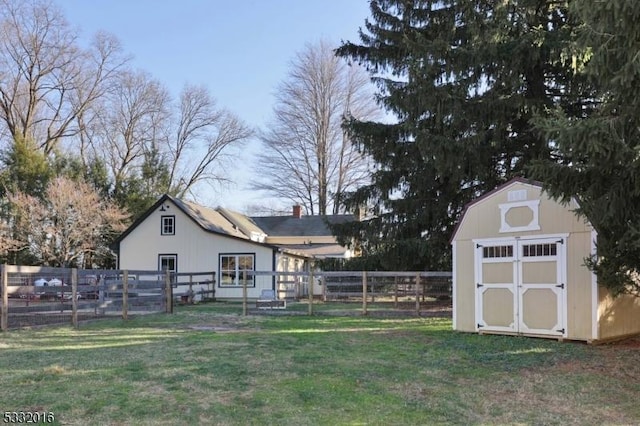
<box><xmin>0</xmin><ymin>302</ymin><xmax>638</xmax><ymax>425</ymax></box>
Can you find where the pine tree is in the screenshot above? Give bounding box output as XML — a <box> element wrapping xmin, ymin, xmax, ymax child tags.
<box><xmin>333</xmin><ymin>0</ymin><xmax>592</xmax><ymax>270</ymax></box>
<box><xmin>0</xmin><ymin>135</ymin><xmax>52</xmax><ymax>198</ymax></box>
<box><xmin>529</xmin><ymin>0</ymin><xmax>640</xmax><ymax>296</ymax></box>
<box><xmin>114</xmin><ymin>148</ymin><xmax>173</xmax><ymax>219</ymax></box>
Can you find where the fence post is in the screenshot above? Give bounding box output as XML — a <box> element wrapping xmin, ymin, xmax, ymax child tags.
<box><xmin>308</xmin><ymin>268</ymin><xmax>314</xmax><ymax>316</ymax></box>
<box><xmin>96</xmin><ymin>275</ymin><xmax>102</xmax><ymax>316</ymax></box>
<box><xmin>322</xmin><ymin>275</ymin><xmax>327</xmax><ymax>302</ymax></box>
<box><xmin>394</xmin><ymin>276</ymin><xmax>398</xmax><ymax>308</ymax></box>
<box><xmin>371</xmin><ymin>279</ymin><xmax>375</xmax><ymax>303</ymax></box>
<box><xmin>415</xmin><ymin>273</ymin><xmax>421</xmax><ymax>316</ymax></box>
<box><xmin>165</xmin><ymin>270</ymin><xmax>172</xmax><ymax>314</ymax></box>
<box><xmin>1</xmin><ymin>264</ymin><xmax>7</xmax><ymax>332</ymax></box>
<box><xmin>211</xmin><ymin>272</ymin><xmax>216</xmax><ymax>301</ymax></box>
<box><xmin>188</xmin><ymin>274</ymin><xmax>193</xmax><ymax>304</ymax></box>
<box><xmin>362</xmin><ymin>271</ymin><xmax>368</xmax><ymax>316</ymax></box>
<box><xmin>242</xmin><ymin>270</ymin><xmax>248</xmax><ymax>316</ymax></box>
<box><xmin>122</xmin><ymin>270</ymin><xmax>129</xmax><ymax>320</ymax></box>
<box><xmin>71</xmin><ymin>268</ymin><xmax>78</xmax><ymax>328</ymax></box>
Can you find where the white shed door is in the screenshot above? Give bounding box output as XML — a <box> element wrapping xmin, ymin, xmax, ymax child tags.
<box><xmin>475</xmin><ymin>237</ymin><xmax>566</xmax><ymax>337</ymax></box>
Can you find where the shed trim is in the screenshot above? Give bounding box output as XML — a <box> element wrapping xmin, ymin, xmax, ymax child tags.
<box><xmin>452</xmin><ymin>240</ymin><xmax>457</xmax><ymax>330</ymax></box>
<box><xmin>473</xmin><ymin>233</ymin><xmax>569</xmax><ymax>337</ymax></box>
<box><xmin>590</xmin><ymin>228</ymin><xmax>598</xmax><ymax>340</ymax></box>
<box><xmin>498</xmin><ymin>199</ymin><xmax>541</xmax><ymax>233</ymax></box>
<box><xmin>472</xmin><ymin>233</ymin><xmax>569</xmax><ymax>245</ymax></box>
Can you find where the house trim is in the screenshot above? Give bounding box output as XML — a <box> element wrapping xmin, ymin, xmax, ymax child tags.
<box><xmin>158</xmin><ymin>253</ymin><xmax>178</xmax><ymax>273</ymax></box>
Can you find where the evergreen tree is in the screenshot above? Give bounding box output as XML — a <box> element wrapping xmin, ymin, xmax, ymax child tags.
<box><xmin>83</xmin><ymin>158</ymin><xmax>112</xmax><ymax>199</ymax></box>
<box><xmin>0</xmin><ymin>135</ymin><xmax>52</xmax><ymax>198</ymax></box>
<box><xmin>529</xmin><ymin>0</ymin><xmax>640</xmax><ymax>296</ymax></box>
<box><xmin>332</xmin><ymin>0</ymin><xmax>592</xmax><ymax>270</ymax></box>
<box><xmin>0</xmin><ymin>136</ymin><xmax>53</xmax><ymax>264</ymax></box>
<box><xmin>140</xmin><ymin>146</ymin><xmax>172</xmax><ymax>199</ymax></box>
<box><xmin>113</xmin><ymin>148</ymin><xmax>173</xmax><ymax>219</ymax></box>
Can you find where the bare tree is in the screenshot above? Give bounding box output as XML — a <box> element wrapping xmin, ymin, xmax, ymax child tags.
<box><xmin>84</xmin><ymin>80</ymin><xmax>252</xmax><ymax>201</ymax></box>
<box><xmin>252</xmin><ymin>39</ymin><xmax>379</xmax><ymax>215</ymax></box>
<box><xmin>168</xmin><ymin>84</ymin><xmax>253</xmax><ymax>198</ymax></box>
<box><xmin>87</xmin><ymin>69</ymin><xmax>171</xmax><ymax>195</ymax></box>
<box><xmin>8</xmin><ymin>176</ymin><xmax>128</xmax><ymax>267</ymax></box>
<box><xmin>0</xmin><ymin>0</ymin><xmax>127</xmax><ymax>154</ymax></box>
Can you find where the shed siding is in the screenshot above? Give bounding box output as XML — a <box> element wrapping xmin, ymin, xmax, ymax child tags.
<box><xmin>565</xmin><ymin>231</ymin><xmax>595</xmax><ymax>340</ymax></box>
<box><xmin>454</xmin><ymin>184</ymin><xmax>591</xmax><ymax>241</ymax></box>
<box><xmin>598</xmin><ymin>289</ymin><xmax>640</xmax><ymax>340</ymax></box>
<box><xmin>453</xmin><ymin>181</ymin><xmax>597</xmax><ymax>341</ymax></box>
<box><xmin>119</xmin><ymin>203</ymin><xmax>274</xmax><ymax>299</ymax></box>
<box><xmin>454</xmin><ymin>239</ymin><xmax>476</xmax><ymax>332</ymax></box>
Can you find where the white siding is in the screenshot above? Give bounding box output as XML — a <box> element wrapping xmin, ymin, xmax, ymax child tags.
<box><xmin>119</xmin><ymin>202</ymin><xmax>275</xmax><ymax>299</ymax></box>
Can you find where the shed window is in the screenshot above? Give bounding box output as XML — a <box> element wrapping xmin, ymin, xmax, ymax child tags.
<box><xmin>523</xmin><ymin>243</ymin><xmax>557</xmax><ymax>257</ymax></box>
<box><xmin>482</xmin><ymin>245</ymin><xmax>513</xmax><ymax>258</ymax></box>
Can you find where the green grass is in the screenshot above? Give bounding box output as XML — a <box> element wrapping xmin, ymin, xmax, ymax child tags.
<box><xmin>0</xmin><ymin>302</ymin><xmax>638</xmax><ymax>425</ymax></box>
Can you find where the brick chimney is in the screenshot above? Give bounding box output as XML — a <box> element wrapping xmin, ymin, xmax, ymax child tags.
<box><xmin>292</xmin><ymin>204</ymin><xmax>302</xmax><ymax>218</ymax></box>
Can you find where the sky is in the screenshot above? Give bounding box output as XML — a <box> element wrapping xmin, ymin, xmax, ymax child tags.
<box><xmin>56</xmin><ymin>0</ymin><xmax>375</xmax><ymax>212</ymax></box>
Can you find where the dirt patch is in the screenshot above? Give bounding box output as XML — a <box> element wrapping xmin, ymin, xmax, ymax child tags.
<box><xmin>609</xmin><ymin>335</ymin><xmax>640</xmax><ymax>348</ymax></box>
<box><xmin>188</xmin><ymin>325</ymin><xmax>242</xmax><ymax>332</ymax></box>
<box><xmin>329</xmin><ymin>304</ymin><xmax>451</xmax><ymax>318</ymax></box>
<box><xmin>550</xmin><ymin>341</ymin><xmax>640</xmax><ymax>382</ymax></box>
<box><xmin>185</xmin><ymin>314</ymin><xmax>260</xmax><ymax>333</ymax></box>
<box><xmin>251</xmin><ymin>301</ymin><xmax>452</xmax><ymax>318</ymax></box>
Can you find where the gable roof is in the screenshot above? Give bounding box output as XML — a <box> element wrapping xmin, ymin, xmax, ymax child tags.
<box><xmin>172</xmin><ymin>198</ymin><xmax>247</xmax><ymax>238</ymax></box>
<box><xmin>250</xmin><ymin>214</ymin><xmax>353</xmax><ymax>237</ymax></box>
<box><xmin>113</xmin><ymin>194</ymin><xmax>275</xmax><ymax>249</ymax></box>
<box><xmin>217</xmin><ymin>207</ymin><xmax>266</xmax><ymax>238</ymax></box>
<box><xmin>114</xmin><ymin>194</ymin><xmax>354</xmax><ymax>257</ymax></box>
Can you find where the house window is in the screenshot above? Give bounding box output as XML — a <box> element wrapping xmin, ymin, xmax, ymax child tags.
<box><xmin>161</xmin><ymin>216</ymin><xmax>175</xmax><ymax>235</ymax></box>
<box><xmin>219</xmin><ymin>254</ymin><xmax>255</xmax><ymax>287</ymax></box>
<box><xmin>159</xmin><ymin>254</ymin><xmax>177</xmax><ymax>273</ymax></box>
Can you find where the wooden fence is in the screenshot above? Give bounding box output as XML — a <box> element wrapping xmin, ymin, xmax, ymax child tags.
<box><xmin>0</xmin><ymin>265</ymin><xmax>174</xmax><ymax>331</ymax></box>
<box><xmin>171</xmin><ymin>271</ymin><xmax>217</xmax><ymax>306</ymax></box>
<box><xmin>244</xmin><ymin>270</ymin><xmax>452</xmax><ymax>316</ymax></box>
<box><xmin>1</xmin><ymin>265</ymin><xmax>452</xmax><ymax>328</ymax></box>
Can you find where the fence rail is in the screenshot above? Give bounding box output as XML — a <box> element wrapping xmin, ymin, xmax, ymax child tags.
<box><xmin>1</xmin><ymin>265</ymin><xmax>452</xmax><ymax>328</ymax></box>
<box><xmin>0</xmin><ymin>265</ymin><xmax>173</xmax><ymax>331</ymax></box>
<box><xmin>242</xmin><ymin>270</ymin><xmax>452</xmax><ymax>316</ymax></box>
<box><xmin>171</xmin><ymin>271</ymin><xmax>217</xmax><ymax>305</ymax></box>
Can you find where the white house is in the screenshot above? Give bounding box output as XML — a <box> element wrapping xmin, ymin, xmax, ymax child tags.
<box><xmin>114</xmin><ymin>195</ymin><xmax>354</xmax><ymax>300</ymax></box>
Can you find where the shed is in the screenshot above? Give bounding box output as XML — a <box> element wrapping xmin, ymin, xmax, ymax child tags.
<box><xmin>451</xmin><ymin>178</ymin><xmax>640</xmax><ymax>343</ymax></box>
